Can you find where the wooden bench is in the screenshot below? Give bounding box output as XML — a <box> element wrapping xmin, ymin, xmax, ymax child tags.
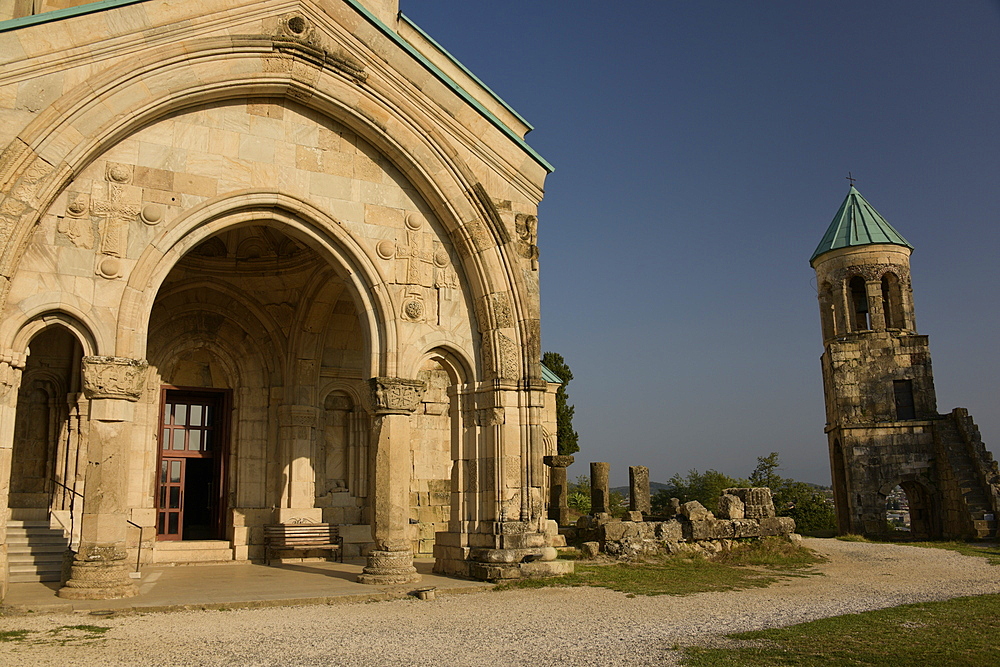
<box><xmin>263</xmin><ymin>523</ymin><xmax>343</xmax><ymax>566</ymax></box>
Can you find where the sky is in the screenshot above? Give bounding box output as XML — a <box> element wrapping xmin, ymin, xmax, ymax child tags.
<box><xmin>403</xmin><ymin>1</ymin><xmax>1000</xmax><ymax>487</ymax></box>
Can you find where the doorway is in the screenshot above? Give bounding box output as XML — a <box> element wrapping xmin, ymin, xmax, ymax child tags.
<box><xmin>156</xmin><ymin>388</ymin><xmax>229</xmax><ymax>541</ymax></box>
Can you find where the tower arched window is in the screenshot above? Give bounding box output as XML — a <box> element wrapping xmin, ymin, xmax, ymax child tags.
<box><xmin>848</xmin><ymin>276</ymin><xmax>870</xmax><ymax>331</ymax></box>
<box><xmin>881</xmin><ymin>273</ymin><xmax>903</xmax><ymax>329</ymax></box>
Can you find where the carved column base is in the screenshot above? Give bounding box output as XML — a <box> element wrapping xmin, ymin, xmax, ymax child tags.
<box><xmin>357</xmin><ymin>550</ymin><xmax>421</xmax><ymax>585</ymax></box>
<box><xmin>58</xmin><ymin>555</ymin><xmax>138</xmax><ymax>600</ymax></box>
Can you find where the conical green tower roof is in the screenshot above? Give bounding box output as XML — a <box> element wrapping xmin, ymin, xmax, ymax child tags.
<box><xmin>810</xmin><ymin>186</ymin><xmax>913</xmax><ymax>264</ymax></box>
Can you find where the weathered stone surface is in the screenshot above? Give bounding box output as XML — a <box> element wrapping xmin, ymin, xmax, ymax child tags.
<box><xmin>680</xmin><ymin>501</ymin><xmax>714</xmax><ymax>521</ymax></box>
<box><xmin>590</xmin><ymin>462</ymin><xmax>610</xmax><ymax>515</ymax></box>
<box><xmin>724</xmin><ymin>488</ymin><xmax>775</xmax><ymax>519</ymax></box>
<box><xmin>629</xmin><ymin>465</ymin><xmax>651</xmax><ymax>514</ymax></box>
<box><xmin>716</xmin><ymin>493</ymin><xmax>745</xmax><ymax>520</ymax></box>
<box><xmin>580</xmin><ymin>541</ymin><xmax>600</xmax><ymax>558</ymax></box>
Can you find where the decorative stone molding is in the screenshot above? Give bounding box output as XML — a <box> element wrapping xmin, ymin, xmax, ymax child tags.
<box><xmin>475</xmin><ymin>407</ymin><xmax>505</xmax><ymax>427</ymax></box>
<box><xmin>0</xmin><ymin>350</ymin><xmax>27</xmax><ymax>399</ymax></box>
<box><xmin>81</xmin><ymin>356</ymin><xmax>149</xmax><ymax>401</ymax></box>
<box><xmin>368</xmin><ymin>377</ymin><xmax>426</xmax><ymax>414</ymax></box>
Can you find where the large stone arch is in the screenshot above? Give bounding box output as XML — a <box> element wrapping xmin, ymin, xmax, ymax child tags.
<box><xmin>0</xmin><ymin>34</ymin><xmax>530</xmax><ymax>380</ymax></box>
<box><xmin>119</xmin><ymin>192</ymin><xmax>387</xmax><ymax>371</ymax></box>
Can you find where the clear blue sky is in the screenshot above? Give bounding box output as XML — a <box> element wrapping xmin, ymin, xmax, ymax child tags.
<box><xmin>405</xmin><ymin>1</ymin><xmax>1000</xmax><ymax>486</ymax></box>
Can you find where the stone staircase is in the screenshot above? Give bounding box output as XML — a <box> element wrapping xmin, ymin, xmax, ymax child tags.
<box><xmin>6</xmin><ymin>510</ymin><xmax>70</xmax><ymax>583</ymax></box>
<box><xmin>153</xmin><ymin>540</ymin><xmax>234</xmax><ymax>564</ymax></box>
<box><xmin>936</xmin><ymin>418</ymin><xmax>998</xmax><ymax>538</ymax></box>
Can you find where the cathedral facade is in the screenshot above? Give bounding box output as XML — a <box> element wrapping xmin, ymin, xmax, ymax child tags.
<box><xmin>0</xmin><ymin>0</ymin><xmax>564</xmax><ymax>601</ymax></box>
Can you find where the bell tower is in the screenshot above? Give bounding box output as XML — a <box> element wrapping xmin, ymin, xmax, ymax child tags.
<box><xmin>811</xmin><ymin>187</ymin><xmax>1000</xmax><ymax>539</ymax></box>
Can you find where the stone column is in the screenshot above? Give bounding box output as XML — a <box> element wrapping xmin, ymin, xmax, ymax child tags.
<box><xmin>629</xmin><ymin>466</ymin><xmax>651</xmax><ymax>514</ymax></box>
<box><xmin>59</xmin><ymin>356</ymin><xmax>147</xmax><ymax>600</ymax></box>
<box><xmin>590</xmin><ymin>462</ymin><xmax>610</xmax><ymax>515</ymax></box>
<box><xmin>543</xmin><ymin>455</ymin><xmax>574</xmax><ymax>525</ymax></box>
<box><xmin>358</xmin><ymin>377</ymin><xmax>425</xmax><ymax>585</ymax></box>
<box><xmin>273</xmin><ymin>405</ymin><xmax>321</xmax><ymax>524</ymax></box>
<box><xmin>0</xmin><ymin>351</ymin><xmax>26</xmax><ymax>601</ymax></box>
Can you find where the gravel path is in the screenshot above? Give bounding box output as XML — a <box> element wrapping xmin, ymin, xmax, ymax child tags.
<box><xmin>3</xmin><ymin>538</ymin><xmax>999</xmax><ymax>666</ymax></box>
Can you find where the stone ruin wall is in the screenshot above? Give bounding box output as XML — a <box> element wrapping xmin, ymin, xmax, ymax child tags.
<box><xmin>576</xmin><ymin>480</ymin><xmax>797</xmax><ymax>559</ymax></box>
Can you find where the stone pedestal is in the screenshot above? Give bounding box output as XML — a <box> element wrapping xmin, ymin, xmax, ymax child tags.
<box><xmin>590</xmin><ymin>462</ymin><xmax>610</xmax><ymax>515</ymax></box>
<box><xmin>629</xmin><ymin>465</ymin><xmax>651</xmax><ymax>514</ymax></box>
<box><xmin>543</xmin><ymin>455</ymin><xmax>574</xmax><ymax>525</ymax></box>
<box><xmin>358</xmin><ymin>549</ymin><xmax>419</xmax><ymax>585</ymax></box>
<box><xmin>358</xmin><ymin>378</ymin><xmax>425</xmax><ymax>585</ymax></box>
<box><xmin>58</xmin><ymin>545</ymin><xmax>139</xmax><ymax>600</ymax></box>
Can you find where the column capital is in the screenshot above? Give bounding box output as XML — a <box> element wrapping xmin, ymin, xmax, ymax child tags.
<box><xmin>0</xmin><ymin>350</ymin><xmax>27</xmax><ymax>399</ymax></box>
<box><xmin>543</xmin><ymin>455</ymin><xmax>575</xmax><ymax>469</ymax></box>
<box><xmin>368</xmin><ymin>377</ymin><xmax>426</xmax><ymax>414</ymax></box>
<box><xmin>82</xmin><ymin>356</ymin><xmax>148</xmax><ymax>401</ymax></box>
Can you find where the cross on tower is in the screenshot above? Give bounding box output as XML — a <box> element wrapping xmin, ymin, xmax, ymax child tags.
<box><xmin>846</xmin><ymin>172</ymin><xmax>857</xmax><ymax>187</ymax></box>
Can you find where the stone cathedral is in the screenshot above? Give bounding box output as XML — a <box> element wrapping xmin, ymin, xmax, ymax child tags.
<box><xmin>0</xmin><ymin>0</ymin><xmax>566</xmax><ymax>601</ymax></box>
<box><xmin>811</xmin><ymin>187</ymin><xmax>1000</xmax><ymax>540</ymax></box>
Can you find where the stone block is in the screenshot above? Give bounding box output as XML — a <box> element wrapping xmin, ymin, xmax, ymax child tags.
<box><xmin>580</xmin><ymin>541</ymin><xmax>600</xmax><ymax>558</ymax></box>
<box><xmin>716</xmin><ymin>494</ymin><xmax>744</xmax><ymax>520</ymax></box>
<box><xmin>654</xmin><ymin>520</ymin><xmax>684</xmax><ymax>542</ymax></box>
<box><xmin>680</xmin><ymin>501</ymin><xmax>714</xmax><ymax>521</ymax></box>
<box><xmin>625</xmin><ymin>510</ymin><xmax>644</xmax><ymax>522</ymax></box>
<box><xmin>690</xmin><ymin>519</ymin><xmax>735</xmax><ymax>541</ymax></box>
<box><xmin>338</xmin><ymin>524</ymin><xmax>373</xmax><ymax>543</ymax></box>
<box><xmin>731</xmin><ymin>519</ymin><xmax>762</xmax><ymax>538</ymax></box>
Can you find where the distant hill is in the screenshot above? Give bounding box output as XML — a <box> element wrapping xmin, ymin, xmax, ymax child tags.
<box><xmin>610</xmin><ymin>481</ymin><xmax>831</xmax><ymax>496</ymax></box>
<box><xmin>610</xmin><ymin>482</ymin><xmax>671</xmax><ymax>496</ymax></box>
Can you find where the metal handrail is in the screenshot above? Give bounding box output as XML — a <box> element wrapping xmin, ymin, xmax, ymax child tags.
<box><xmin>50</xmin><ymin>479</ymin><xmax>143</xmax><ymax>575</ymax></box>
<box><xmin>50</xmin><ymin>478</ymin><xmax>83</xmax><ymax>551</ymax></box>
<box><xmin>125</xmin><ymin>519</ymin><xmax>143</xmax><ymax>574</ymax></box>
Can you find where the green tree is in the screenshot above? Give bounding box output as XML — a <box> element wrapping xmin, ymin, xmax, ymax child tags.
<box><xmin>651</xmin><ymin>469</ymin><xmax>747</xmax><ymax>513</ymax></box>
<box><xmin>749</xmin><ymin>452</ymin><xmax>836</xmax><ymax>536</ymax></box>
<box><xmin>542</xmin><ymin>351</ymin><xmax>579</xmax><ymax>455</ymax></box>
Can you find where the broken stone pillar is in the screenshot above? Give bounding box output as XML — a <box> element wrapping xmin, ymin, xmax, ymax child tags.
<box><xmin>358</xmin><ymin>377</ymin><xmax>426</xmax><ymax>585</ymax></box>
<box><xmin>590</xmin><ymin>462</ymin><xmax>610</xmax><ymax>515</ymax></box>
<box><xmin>543</xmin><ymin>455</ymin><xmax>575</xmax><ymax>525</ymax></box>
<box><xmin>59</xmin><ymin>357</ymin><xmax>146</xmax><ymax>600</ymax></box>
<box><xmin>629</xmin><ymin>466</ymin><xmax>650</xmax><ymax>514</ymax></box>
<box><xmin>0</xmin><ymin>351</ymin><xmax>26</xmax><ymax>601</ymax></box>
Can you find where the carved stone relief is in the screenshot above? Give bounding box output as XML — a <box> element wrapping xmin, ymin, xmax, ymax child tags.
<box><xmin>369</xmin><ymin>377</ymin><xmax>427</xmax><ymax>414</ymax></box>
<box><xmin>81</xmin><ymin>356</ymin><xmax>148</xmax><ymax>401</ymax></box>
<box><xmin>515</xmin><ymin>213</ymin><xmax>539</xmax><ymax>270</ymax></box>
<box><xmin>92</xmin><ymin>163</ymin><xmax>142</xmax><ymax>279</ymax></box>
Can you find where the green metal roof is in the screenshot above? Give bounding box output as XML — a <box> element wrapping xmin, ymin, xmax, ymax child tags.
<box><xmin>540</xmin><ymin>364</ymin><xmax>562</xmax><ymax>384</ymax></box>
<box><xmin>810</xmin><ymin>186</ymin><xmax>913</xmax><ymax>264</ymax></box>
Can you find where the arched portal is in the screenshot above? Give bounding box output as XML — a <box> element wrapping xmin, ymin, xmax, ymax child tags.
<box><xmin>898</xmin><ymin>480</ymin><xmax>939</xmax><ymax>539</ymax></box>
<box><xmin>142</xmin><ymin>221</ymin><xmax>372</xmax><ymax>552</ymax></box>
<box><xmin>10</xmin><ymin>326</ymin><xmax>85</xmax><ymax>519</ymax></box>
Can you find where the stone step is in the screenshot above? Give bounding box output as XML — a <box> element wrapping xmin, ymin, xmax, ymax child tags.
<box><xmin>8</xmin><ymin>562</ymin><xmax>62</xmax><ymax>584</ymax></box>
<box><xmin>153</xmin><ymin>540</ymin><xmax>234</xmax><ymax>563</ymax></box>
<box><xmin>5</xmin><ymin>517</ymin><xmax>71</xmax><ymax>583</ymax></box>
<box><xmin>8</xmin><ymin>542</ymin><xmax>68</xmax><ymax>555</ymax></box>
<box><xmin>550</xmin><ymin>534</ymin><xmax>567</xmax><ymax>547</ymax></box>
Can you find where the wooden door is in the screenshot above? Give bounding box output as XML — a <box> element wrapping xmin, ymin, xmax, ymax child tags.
<box><xmin>156</xmin><ymin>390</ymin><xmax>228</xmax><ymax>541</ymax></box>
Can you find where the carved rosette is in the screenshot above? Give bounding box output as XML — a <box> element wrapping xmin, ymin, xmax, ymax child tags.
<box><xmin>368</xmin><ymin>377</ymin><xmax>426</xmax><ymax>415</ymax></box>
<box><xmin>82</xmin><ymin>356</ymin><xmax>149</xmax><ymax>401</ymax></box>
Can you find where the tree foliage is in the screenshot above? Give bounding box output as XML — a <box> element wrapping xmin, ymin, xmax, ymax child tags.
<box><xmin>542</xmin><ymin>351</ymin><xmax>579</xmax><ymax>455</ymax></box>
<box><xmin>650</xmin><ymin>453</ymin><xmax>837</xmax><ymax>536</ymax></box>
<box><xmin>750</xmin><ymin>452</ymin><xmax>837</xmax><ymax>536</ymax></box>
<box><xmin>651</xmin><ymin>469</ymin><xmax>748</xmax><ymax>513</ymax></box>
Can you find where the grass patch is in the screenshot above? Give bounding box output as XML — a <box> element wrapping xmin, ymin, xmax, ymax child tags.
<box><xmin>683</xmin><ymin>593</ymin><xmax>1000</xmax><ymax>666</ymax></box>
<box><xmin>834</xmin><ymin>534</ymin><xmax>870</xmax><ymax>542</ymax></box>
<box><xmin>0</xmin><ymin>630</ymin><xmax>31</xmax><ymax>642</ymax></box>
<box><xmin>496</xmin><ymin>538</ymin><xmax>823</xmax><ymax>597</ymax></box>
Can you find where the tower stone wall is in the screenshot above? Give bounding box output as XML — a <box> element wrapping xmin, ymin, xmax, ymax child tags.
<box><xmin>812</xmin><ymin>189</ymin><xmax>1000</xmax><ymax>539</ymax></box>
